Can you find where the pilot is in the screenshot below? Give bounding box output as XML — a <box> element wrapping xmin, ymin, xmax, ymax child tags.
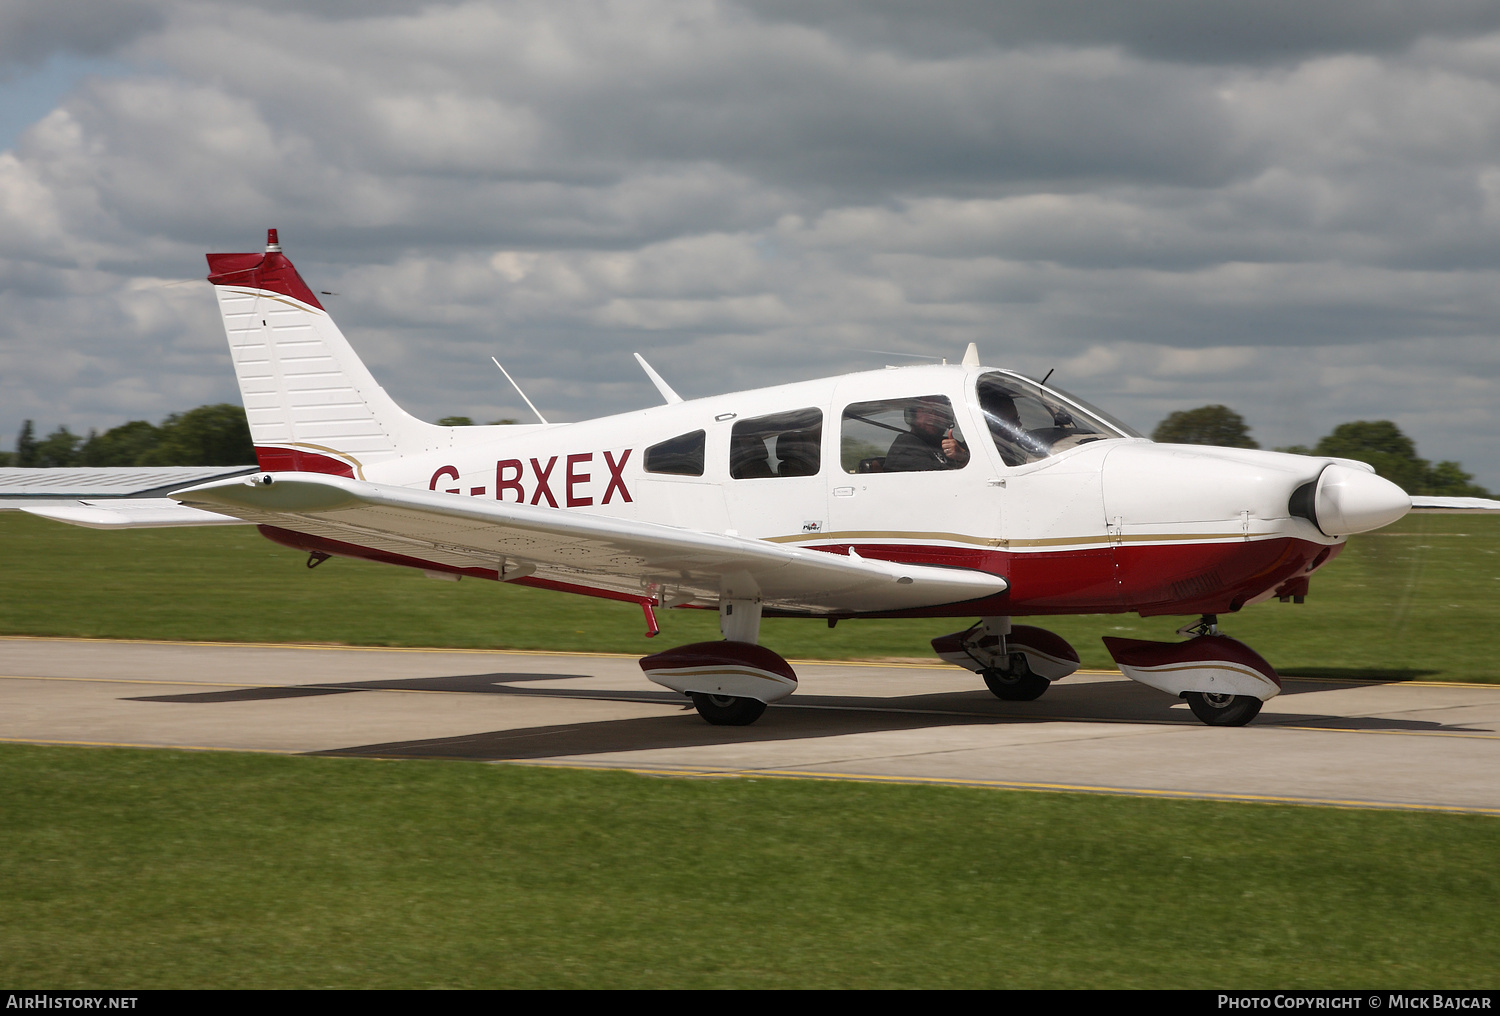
<box><xmin>982</xmin><ymin>388</ymin><xmax>1049</xmax><ymax>466</ymax></box>
<box><xmin>983</xmin><ymin>392</ymin><xmax>1023</xmax><ymax>436</ymax></box>
<box><xmin>885</xmin><ymin>398</ymin><xmax>969</xmax><ymax>471</ymax></box>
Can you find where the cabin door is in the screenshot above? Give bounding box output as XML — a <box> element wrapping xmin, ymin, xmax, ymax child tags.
<box><xmin>825</xmin><ymin>379</ymin><xmax>993</xmax><ymax>558</ymax></box>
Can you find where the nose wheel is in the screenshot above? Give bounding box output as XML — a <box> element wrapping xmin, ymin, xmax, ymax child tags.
<box><xmin>981</xmin><ymin>655</ymin><xmax>1051</xmax><ymax>701</ymax></box>
<box><xmin>689</xmin><ymin>693</ymin><xmax>767</xmax><ymax>726</ymax></box>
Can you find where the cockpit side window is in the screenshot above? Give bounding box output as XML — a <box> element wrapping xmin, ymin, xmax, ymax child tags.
<box><xmin>644</xmin><ymin>430</ymin><xmax>705</xmax><ymax>476</ymax></box>
<box><xmin>730</xmin><ymin>408</ymin><xmax>823</xmax><ymax>478</ymax></box>
<box><xmin>977</xmin><ymin>373</ymin><xmax>1128</xmax><ymax>466</ymax></box>
<box><xmin>841</xmin><ymin>396</ymin><xmax>969</xmax><ymax>474</ymax></box>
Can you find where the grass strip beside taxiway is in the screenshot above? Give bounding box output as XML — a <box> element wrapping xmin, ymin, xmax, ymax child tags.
<box><xmin>1</xmin><ymin>743</ymin><xmax>1497</xmax><ymax>989</ymax></box>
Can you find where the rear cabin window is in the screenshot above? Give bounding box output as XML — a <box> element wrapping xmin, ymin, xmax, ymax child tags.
<box><xmin>729</xmin><ymin>408</ymin><xmax>823</xmax><ymax>478</ymax></box>
<box><xmin>841</xmin><ymin>396</ymin><xmax>969</xmax><ymax>473</ymax></box>
<box><xmin>644</xmin><ymin>430</ymin><xmax>705</xmax><ymax>476</ymax></box>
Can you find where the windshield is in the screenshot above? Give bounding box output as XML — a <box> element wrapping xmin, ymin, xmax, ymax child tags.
<box><xmin>976</xmin><ymin>372</ymin><xmax>1137</xmax><ymax>467</ymax></box>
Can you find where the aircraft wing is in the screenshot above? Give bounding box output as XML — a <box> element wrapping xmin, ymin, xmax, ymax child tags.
<box><xmin>0</xmin><ymin>467</ymin><xmax>257</xmax><ymax>528</ymax></box>
<box><xmin>171</xmin><ymin>472</ymin><xmax>1008</xmax><ymax>614</ymax></box>
<box><xmin>1410</xmin><ymin>496</ymin><xmax>1500</xmax><ymax>513</ymax></box>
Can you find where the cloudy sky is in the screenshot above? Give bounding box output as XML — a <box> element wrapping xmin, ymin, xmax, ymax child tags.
<box><xmin>2</xmin><ymin>0</ymin><xmax>1499</xmax><ymax>487</ymax></box>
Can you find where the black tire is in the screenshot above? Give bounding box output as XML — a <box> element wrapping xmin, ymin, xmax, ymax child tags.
<box><xmin>690</xmin><ymin>693</ymin><xmax>767</xmax><ymax>726</ymax></box>
<box><xmin>981</xmin><ymin>658</ymin><xmax>1050</xmax><ymax>702</ymax></box>
<box><xmin>1184</xmin><ymin>691</ymin><xmax>1263</xmax><ymax>726</ymax></box>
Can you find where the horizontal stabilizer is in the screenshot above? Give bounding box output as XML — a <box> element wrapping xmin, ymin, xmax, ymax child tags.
<box><xmin>0</xmin><ymin>466</ymin><xmax>256</xmax><ymax>498</ymax></box>
<box><xmin>20</xmin><ymin>499</ymin><xmax>247</xmax><ymax>530</ymax></box>
<box><xmin>0</xmin><ymin>467</ymin><xmax>257</xmax><ymax>528</ymax></box>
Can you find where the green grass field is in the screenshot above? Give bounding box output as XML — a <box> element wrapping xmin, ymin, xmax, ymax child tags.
<box><xmin>2</xmin><ymin>744</ymin><xmax>1497</xmax><ymax>989</ymax></box>
<box><xmin>4</xmin><ymin>510</ymin><xmax>1498</xmax><ymax>988</ymax></box>
<box><xmin>1</xmin><ymin>510</ymin><xmax>1495</xmax><ymax>680</ymax></box>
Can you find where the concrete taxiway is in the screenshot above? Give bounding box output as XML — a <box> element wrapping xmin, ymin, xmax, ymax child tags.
<box><xmin>2</xmin><ymin>636</ymin><xmax>1497</xmax><ymax>815</ymax></box>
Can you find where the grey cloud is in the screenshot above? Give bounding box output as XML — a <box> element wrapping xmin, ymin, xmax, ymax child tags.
<box><xmin>741</xmin><ymin>0</ymin><xmax>1500</xmax><ymax>65</ymax></box>
<box><xmin>128</xmin><ymin>4</ymin><xmax>1246</xmax><ymax>207</ymax></box>
<box><xmin>0</xmin><ymin>0</ymin><xmax>164</xmax><ymax>71</ymax></box>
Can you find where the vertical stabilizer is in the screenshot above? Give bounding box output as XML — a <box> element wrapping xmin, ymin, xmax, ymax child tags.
<box><xmin>206</xmin><ymin>230</ymin><xmax>440</xmax><ymax>478</ymax></box>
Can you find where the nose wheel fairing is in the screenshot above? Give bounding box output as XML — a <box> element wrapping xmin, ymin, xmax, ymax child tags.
<box><xmin>1102</xmin><ymin>634</ymin><xmax>1281</xmax><ymax>703</ymax></box>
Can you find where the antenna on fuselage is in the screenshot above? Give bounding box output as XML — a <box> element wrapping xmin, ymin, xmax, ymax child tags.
<box><xmin>490</xmin><ymin>357</ymin><xmax>549</xmax><ymax>425</ymax></box>
<box><xmin>961</xmin><ymin>342</ymin><xmax>980</xmax><ymax>367</ymax></box>
<box><xmin>1040</xmin><ymin>368</ymin><xmax>1055</xmax><ymax>386</ymax></box>
<box><xmin>633</xmin><ymin>353</ymin><xmax>684</xmax><ymax>405</ymax></box>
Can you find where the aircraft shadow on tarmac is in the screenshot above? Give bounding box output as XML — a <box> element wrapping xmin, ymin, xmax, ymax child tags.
<box><xmin>127</xmin><ymin>672</ymin><xmax>594</xmax><ymax>704</ymax></box>
<box><xmin>124</xmin><ymin>670</ymin><xmax>1492</xmax><ymax>760</ymax></box>
<box><xmin>1279</xmin><ymin>668</ymin><xmax>1440</xmax><ymax>682</ymax></box>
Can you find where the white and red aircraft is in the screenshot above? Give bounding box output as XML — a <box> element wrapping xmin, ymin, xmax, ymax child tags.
<box><xmin>8</xmin><ymin>230</ymin><xmax>1496</xmax><ymax>727</ymax></box>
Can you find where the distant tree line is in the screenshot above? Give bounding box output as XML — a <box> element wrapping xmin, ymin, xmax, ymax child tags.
<box><xmin>436</xmin><ymin>416</ymin><xmax>520</xmax><ymax>427</ymax></box>
<box><xmin>1152</xmin><ymin>405</ymin><xmax>1491</xmax><ymax>497</ymax></box>
<box><xmin>0</xmin><ymin>404</ymin><xmax>256</xmax><ymax>468</ymax></box>
<box><xmin>0</xmin><ymin>408</ymin><xmax>523</xmax><ymax>467</ymax></box>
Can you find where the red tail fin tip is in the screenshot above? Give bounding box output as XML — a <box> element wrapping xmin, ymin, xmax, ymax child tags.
<box><xmin>266</xmin><ymin>228</ymin><xmax>281</xmax><ymax>252</ymax></box>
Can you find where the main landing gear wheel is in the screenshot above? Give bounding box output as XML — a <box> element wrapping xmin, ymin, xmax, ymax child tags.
<box><xmin>1184</xmin><ymin>691</ymin><xmax>1263</xmax><ymax>727</ymax></box>
<box><xmin>981</xmin><ymin>658</ymin><xmax>1050</xmax><ymax>702</ymax></box>
<box><xmin>690</xmin><ymin>693</ymin><xmax>767</xmax><ymax>726</ymax></box>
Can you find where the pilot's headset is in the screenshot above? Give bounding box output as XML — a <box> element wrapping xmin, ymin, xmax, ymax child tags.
<box><xmin>903</xmin><ymin>398</ymin><xmax>953</xmax><ymax>430</ymax></box>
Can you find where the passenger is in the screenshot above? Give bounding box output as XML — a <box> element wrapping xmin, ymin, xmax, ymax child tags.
<box><xmin>885</xmin><ymin>399</ymin><xmax>969</xmax><ymax>471</ymax></box>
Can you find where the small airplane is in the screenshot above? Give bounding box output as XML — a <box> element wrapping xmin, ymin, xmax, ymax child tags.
<box><xmin>7</xmin><ymin>229</ymin><xmax>1498</xmax><ymax>727</ymax></box>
